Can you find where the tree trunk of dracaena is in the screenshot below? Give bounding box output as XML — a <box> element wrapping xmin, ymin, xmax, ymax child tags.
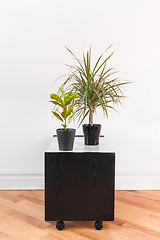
<box><xmin>90</xmin><ymin>109</ymin><xmax>94</xmax><ymax>126</ymax></box>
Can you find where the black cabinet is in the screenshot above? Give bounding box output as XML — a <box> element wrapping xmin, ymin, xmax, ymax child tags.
<box><xmin>45</xmin><ymin>136</ymin><xmax>115</xmax><ymax>230</ymax></box>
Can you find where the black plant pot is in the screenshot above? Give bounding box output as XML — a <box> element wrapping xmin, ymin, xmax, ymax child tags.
<box><xmin>57</xmin><ymin>128</ymin><xmax>76</xmax><ymax>151</ymax></box>
<box><xmin>82</xmin><ymin>124</ymin><xmax>101</xmax><ymax>145</ymax></box>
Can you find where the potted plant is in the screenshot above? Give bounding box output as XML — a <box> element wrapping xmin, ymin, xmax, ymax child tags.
<box><xmin>50</xmin><ymin>88</ymin><xmax>79</xmax><ymax>151</ymax></box>
<box><xmin>60</xmin><ymin>45</ymin><xmax>130</xmax><ymax>145</ymax></box>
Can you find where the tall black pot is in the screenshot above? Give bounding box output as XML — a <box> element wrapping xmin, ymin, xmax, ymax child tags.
<box><xmin>57</xmin><ymin>128</ymin><xmax>76</xmax><ymax>151</ymax></box>
<box><xmin>82</xmin><ymin>124</ymin><xmax>101</xmax><ymax>145</ymax></box>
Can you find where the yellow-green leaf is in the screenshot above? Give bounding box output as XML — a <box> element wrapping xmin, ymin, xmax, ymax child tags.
<box><xmin>67</xmin><ymin>103</ymin><xmax>75</xmax><ymax>117</ymax></box>
<box><xmin>61</xmin><ymin>111</ymin><xmax>67</xmax><ymax>120</ymax></box>
<box><xmin>49</xmin><ymin>100</ymin><xmax>61</xmax><ymax>106</ymax></box>
<box><xmin>52</xmin><ymin>111</ymin><xmax>63</xmax><ymax>122</ymax></box>
<box><xmin>50</xmin><ymin>94</ymin><xmax>63</xmax><ymax>104</ymax></box>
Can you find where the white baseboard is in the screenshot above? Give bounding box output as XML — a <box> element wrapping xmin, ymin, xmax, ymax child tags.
<box><xmin>0</xmin><ymin>172</ymin><xmax>160</xmax><ymax>190</ymax></box>
<box><xmin>116</xmin><ymin>173</ymin><xmax>160</xmax><ymax>190</ymax></box>
<box><xmin>0</xmin><ymin>172</ymin><xmax>44</xmax><ymax>190</ymax></box>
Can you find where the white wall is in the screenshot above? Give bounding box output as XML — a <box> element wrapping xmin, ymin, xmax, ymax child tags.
<box><xmin>0</xmin><ymin>0</ymin><xmax>160</xmax><ymax>189</ymax></box>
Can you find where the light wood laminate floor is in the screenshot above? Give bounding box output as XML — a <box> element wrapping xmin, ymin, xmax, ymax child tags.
<box><xmin>0</xmin><ymin>190</ymin><xmax>159</xmax><ymax>240</ymax></box>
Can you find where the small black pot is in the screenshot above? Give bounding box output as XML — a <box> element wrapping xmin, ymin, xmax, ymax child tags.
<box><xmin>82</xmin><ymin>124</ymin><xmax>101</xmax><ymax>145</ymax></box>
<box><xmin>57</xmin><ymin>128</ymin><xmax>76</xmax><ymax>151</ymax></box>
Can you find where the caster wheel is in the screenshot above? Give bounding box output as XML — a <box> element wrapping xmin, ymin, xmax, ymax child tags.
<box><xmin>56</xmin><ymin>221</ymin><xmax>65</xmax><ymax>231</ymax></box>
<box><xmin>94</xmin><ymin>221</ymin><xmax>103</xmax><ymax>230</ymax></box>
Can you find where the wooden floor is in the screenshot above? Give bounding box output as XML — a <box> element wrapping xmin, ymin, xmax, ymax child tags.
<box><xmin>0</xmin><ymin>191</ymin><xmax>159</xmax><ymax>240</ymax></box>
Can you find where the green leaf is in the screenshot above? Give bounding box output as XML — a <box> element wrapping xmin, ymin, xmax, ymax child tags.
<box><xmin>93</xmin><ymin>44</ymin><xmax>113</xmax><ymax>73</ymax></box>
<box><xmin>78</xmin><ymin>109</ymin><xmax>90</xmax><ymax>127</ymax></box>
<box><xmin>64</xmin><ymin>46</ymin><xmax>75</xmax><ymax>57</ymax></box>
<box><xmin>65</xmin><ymin>46</ymin><xmax>85</xmax><ymax>72</ymax></box>
<box><xmin>59</xmin><ymin>87</ymin><xmax>66</xmax><ymax>99</ymax></box>
<box><xmin>93</xmin><ymin>53</ymin><xmax>103</xmax><ymax>73</ymax></box>
<box><xmin>93</xmin><ymin>51</ymin><xmax>115</xmax><ymax>76</ymax></box>
<box><xmin>93</xmin><ymin>89</ymin><xmax>106</xmax><ymax>114</ymax></box>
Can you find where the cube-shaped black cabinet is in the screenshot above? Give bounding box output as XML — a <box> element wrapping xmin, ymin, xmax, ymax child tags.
<box><xmin>45</xmin><ymin>136</ymin><xmax>115</xmax><ymax>230</ymax></box>
<box><xmin>45</xmin><ymin>137</ymin><xmax>115</xmax><ymax>230</ymax></box>
<box><xmin>45</xmin><ymin>152</ymin><xmax>115</xmax><ymax>221</ymax></box>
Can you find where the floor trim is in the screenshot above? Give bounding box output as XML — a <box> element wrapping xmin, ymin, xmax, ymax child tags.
<box><xmin>0</xmin><ymin>172</ymin><xmax>160</xmax><ymax>190</ymax></box>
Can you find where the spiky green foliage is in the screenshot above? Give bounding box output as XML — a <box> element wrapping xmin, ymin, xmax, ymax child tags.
<box><xmin>50</xmin><ymin>88</ymin><xmax>79</xmax><ymax>130</ymax></box>
<box><xmin>61</xmin><ymin>45</ymin><xmax>130</xmax><ymax>126</ymax></box>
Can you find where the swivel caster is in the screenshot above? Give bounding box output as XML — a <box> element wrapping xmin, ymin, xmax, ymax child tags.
<box><xmin>56</xmin><ymin>221</ymin><xmax>65</xmax><ymax>231</ymax></box>
<box><xmin>94</xmin><ymin>221</ymin><xmax>103</xmax><ymax>230</ymax></box>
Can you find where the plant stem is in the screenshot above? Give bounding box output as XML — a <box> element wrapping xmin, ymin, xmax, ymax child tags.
<box><xmin>90</xmin><ymin>109</ymin><xmax>94</xmax><ymax>126</ymax></box>
<box><xmin>65</xmin><ymin>119</ymin><xmax>66</xmax><ymax>130</ymax></box>
<box><xmin>89</xmin><ymin>111</ymin><xmax>91</xmax><ymax>125</ymax></box>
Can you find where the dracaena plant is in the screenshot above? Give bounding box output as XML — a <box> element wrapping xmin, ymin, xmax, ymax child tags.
<box><xmin>61</xmin><ymin>45</ymin><xmax>130</xmax><ymax>126</ymax></box>
<box><xmin>50</xmin><ymin>88</ymin><xmax>79</xmax><ymax>130</ymax></box>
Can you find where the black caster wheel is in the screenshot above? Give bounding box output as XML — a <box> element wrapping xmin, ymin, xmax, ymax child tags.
<box><xmin>94</xmin><ymin>221</ymin><xmax>103</xmax><ymax>230</ymax></box>
<box><xmin>56</xmin><ymin>221</ymin><xmax>65</xmax><ymax>231</ymax></box>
